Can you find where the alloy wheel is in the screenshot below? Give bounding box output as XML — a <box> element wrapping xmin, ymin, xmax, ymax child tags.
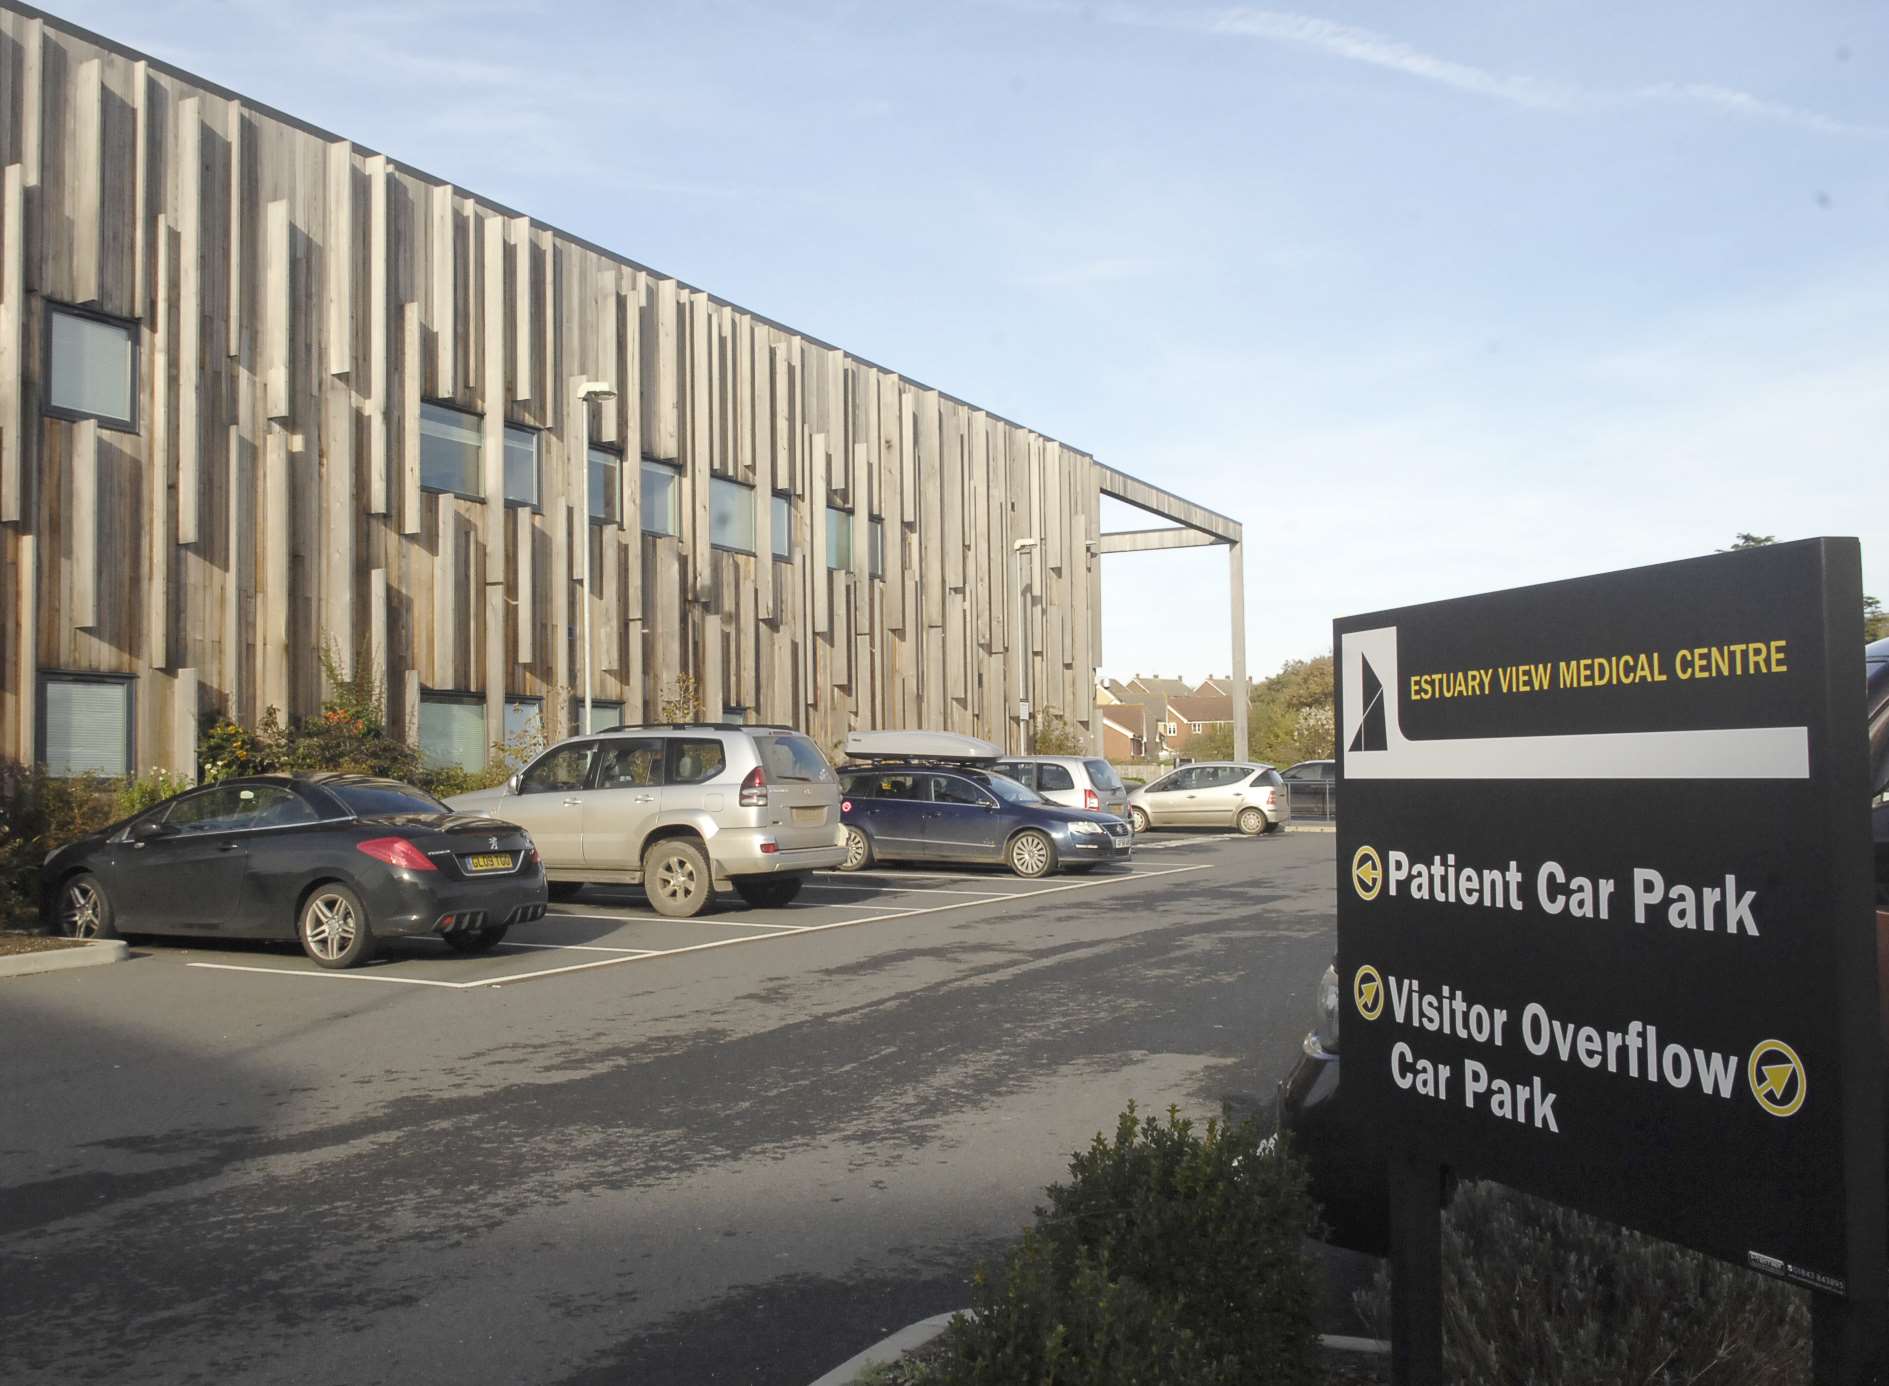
<box><xmin>303</xmin><ymin>892</ymin><xmax>359</xmax><ymax>963</ymax></box>
<box><xmin>1011</xmin><ymin>833</ymin><xmax>1050</xmax><ymax>877</ymax></box>
<box><xmin>61</xmin><ymin>881</ymin><xmax>104</xmax><ymax>938</ymax></box>
<box><xmin>843</xmin><ymin>829</ymin><xmax>869</xmax><ymax>870</ymax></box>
<box><xmin>656</xmin><ymin>853</ymin><xmax>699</xmax><ymax>905</ymax></box>
<box><xmin>1239</xmin><ymin>807</ymin><xmax>1266</xmax><ymax>836</ymax></box>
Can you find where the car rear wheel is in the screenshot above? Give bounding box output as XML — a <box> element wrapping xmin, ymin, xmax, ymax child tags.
<box><xmin>1237</xmin><ymin>807</ymin><xmax>1269</xmax><ymax>837</ymax></box>
<box><xmin>839</xmin><ymin>826</ymin><xmax>874</xmax><ymax>872</ymax></box>
<box><xmin>645</xmin><ymin>839</ymin><xmax>713</xmax><ymax>918</ymax></box>
<box><xmin>1129</xmin><ymin>807</ymin><xmax>1150</xmax><ymax>834</ymax></box>
<box><xmin>59</xmin><ymin>873</ymin><xmax>117</xmax><ymax>940</ymax></box>
<box><xmin>1008</xmin><ymin>830</ymin><xmax>1056</xmax><ymax>879</ymax></box>
<box><xmin>734</xmin><ymin>876</ymin><xmax>803</xmax><ymax>908</ymax></box>
<box><xmin>442</xmin><ymin>926</ymin><xmax>509</xmax><ymax>954</ymax></box>
<box><xmin>299</xmin><ymin>884</ymin><xmax>376</xmax><ymax>969</ymax></box>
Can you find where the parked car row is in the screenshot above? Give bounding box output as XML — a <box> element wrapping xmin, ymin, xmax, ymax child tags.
<box><xmin>48</xmin><ymin>723</ymin><xmax>1294</xmax><ymax>970</ymax></box>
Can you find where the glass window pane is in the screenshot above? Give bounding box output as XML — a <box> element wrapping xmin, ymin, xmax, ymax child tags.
<box><xmin>588</xmin><ymin>448</ymin><xmax>621</xmax><ymax>525</ymax></box>
<box><xmin>669</xmin><ymin>738</ymin><xmax>728</xmax><ymax>784</ymax></box>
<box><xmin>420</xmin><ymin>403</ymin><xmax>483</xmax><ymax>497</ymax></box>
<box><xmin>1039</xmin><ymin>765</ymin><xmax>1075</xmax><ymax>791</ymax></box>
<box><xmin>826</xmin><ymin>508</ymin><xmax>852</xmax><ymax>570</ymax></box>
<box><xmin>42</xmin><ymin>678</ymin><xmax>130</xmax><ymax>776</ymax></box>
<box><xmin>419</xmin><ymin>696</ymin><xmax>487</xmax><ymax>770</ymax></box>
<box><xmin>331</xmin><ymin>783</ymin><xmax>448</xmax><ymax>817</ymax></box>
<box><xmin>641</xmin><ymin>462</ymin><xmax>679</xmax><ymax>536</ymax></box>
<box><xmin>48</xmin><ymin>309</ymin><xmax>135</xmax><ymax>424</ymax></box>
<box><xmin>771</xmin><ymin>494</ymin><xmax>791</xmax><ymax>559</ymax></box>
<box><xmin>868</xmin><ymin>519</ymin><xmax>884</xmax><ymax>579</ymax></box>
<box><xmin>503</xmin><ymin>426</ymin><xmax>539</xmax><ymax>506</ymax></box>
<box><xmin>572</xmin><ymin>699</ymin><xmax>624</xmax><ymax>734</ymax></box>
<box><xmin>597</xmin><ymin>738</ymin><xmax>663</xmax><ymax>788</ymax></box>
<box><xmin>520</xmin><ymin>742</ymin><xmax>596</xmax><ymax>794</ymax></box>
<box><xmin>710</xmin><ymin>477</ymin><xmax>755</xmax><ymax>552</ymax></box>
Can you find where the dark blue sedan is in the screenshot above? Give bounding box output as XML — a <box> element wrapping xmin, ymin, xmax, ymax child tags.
<box><xmin>837</xmin><ymin>763</ymin><xmax>1133</xmax><ymax>878</ymax></box>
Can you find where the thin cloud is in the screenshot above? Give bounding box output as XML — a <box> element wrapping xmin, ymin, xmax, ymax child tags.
<box><xmin>1102</xmin><ymin>4</ymin><xmax>1889</xmax><ymax>139</ymax></box>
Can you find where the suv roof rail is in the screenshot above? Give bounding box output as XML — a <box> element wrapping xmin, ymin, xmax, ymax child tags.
<box><xmin>585</xmin><ymin>721</ymin><xmax>801</xmax><ymax>735</ymax></box>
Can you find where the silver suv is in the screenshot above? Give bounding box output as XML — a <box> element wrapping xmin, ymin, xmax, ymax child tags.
<box><xmin>447</xmin><ymin>724</ymin><xmax>846</xmax><ymax>917</ymax></box>
<box><xmin>994</xmin><ymin>756</ymin><xmax>1131</xmax><ymax>821</ymax></box>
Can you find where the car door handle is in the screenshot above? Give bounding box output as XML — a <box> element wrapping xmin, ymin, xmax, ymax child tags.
<box><xmin>563</xmin><ymin>798</ymin><xmax>583</xmax><ymax>806</ymax></box>
<box><xmin>218</xmin><ymin>840</ymin><xmax>240</xmax><ymax>852</ymax></box>
<box><xmin>633</xmin><ymin>795</ymin><xmax>655</xmax><ymax>804</ymax></box>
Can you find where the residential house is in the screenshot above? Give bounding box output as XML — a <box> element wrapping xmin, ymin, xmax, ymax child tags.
<box><xmin>1098</xmin><ymin>702</ymin><xmax>1146</xmax><ymax>760</ymax></box>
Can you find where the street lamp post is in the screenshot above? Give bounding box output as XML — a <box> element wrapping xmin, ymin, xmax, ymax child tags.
<box><xmin>1013</xmin><ymin>536</ymin><xmax>1041</xmax><ymax>754</ymax></box>
<box><xmin>574</xmin><ymin>379</ymin><xmax>617</xmax><ymax>736</ymax></box>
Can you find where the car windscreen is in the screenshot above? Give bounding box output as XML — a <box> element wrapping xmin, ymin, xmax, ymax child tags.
<box><xmin>331</xmin><ymin>783</ymin><xmax>449</xmax><ymax>817</ymax></box>
<box><xmin>758</xmin><ymin>733</ymin><xmax>834</xmax><ymax>783</ymax></box>
<box><xmin>987</xmin><ymin>775</ymin><xmax>1044</xmax><ymax>805</ymax></box>
<box><xmin>1084</xmin><ymin>759</ymin><xmax>1122</xmax><ymax>790</ymax></box>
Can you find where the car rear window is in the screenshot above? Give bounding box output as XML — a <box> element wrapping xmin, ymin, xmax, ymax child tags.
<box><xmin>757</xmin><ymin>733</ymin><xmax>833</xmax><ymax>783</ymax></box>
<box><xmin>332</xmin><ymin>783</ymin><xmax>448</xmax><ymax>817</ymax></box>
<box><xmin>1038</xmin><ymin>764</ymin><xmax>1075</xmax><ymax>791</ymax></box>
<box><xmin>669</xmin><ymin>739</ymin><xmax>728</xmax><ymax>785</ymax></box>
<box><xmin>1084</xmin><ymin>759</ymin><xmax>1122</xmax><ymax>790</ymax></box>
<box><xmin>1257</xmin><ymin>768</ymin><xmax>1284</xmax><ymax>788</ymax></box>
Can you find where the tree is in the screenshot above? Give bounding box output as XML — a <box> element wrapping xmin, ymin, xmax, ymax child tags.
<box><xmin>1032</xmin><ymin>710</ymin><xmax>1085</xmax><ymax>755</ymax></box>
<box><xmin>1720</xmin><ymin>535</ymin><xmax>1885</xmax><ymax>640</ymax></box>
<box><xmin>1186</xmin><ymin>655</ymin><xmax>1335</xmax><ymax>766</ymax></box>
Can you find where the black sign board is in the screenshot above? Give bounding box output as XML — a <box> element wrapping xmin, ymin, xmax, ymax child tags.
<box><xmin>1335</xmin><ymin>538</ymin><xmax>1881</xmax><ymax>1298</ymax></box>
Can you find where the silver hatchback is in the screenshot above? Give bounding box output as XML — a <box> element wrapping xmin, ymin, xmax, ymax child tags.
<box><xmin>994</xmin><ymin>755</ymin><xmax>1132</xmax><ymax>820</ymax></box>
<box><xmin>447</xmin><ymin>725</ymin><xmax>846</xmax><ymax>917</ymax></box>
<box><xmin>1127</xmin><ymin>762</ymin><xmax>1289</xmax><ymax>836</ymax></box>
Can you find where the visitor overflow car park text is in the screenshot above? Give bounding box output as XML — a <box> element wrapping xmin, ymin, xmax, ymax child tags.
<box><xmin>1373</xmin><ymin>848</ymin><xmax>1757</xmax><ymax>934</ymax></box>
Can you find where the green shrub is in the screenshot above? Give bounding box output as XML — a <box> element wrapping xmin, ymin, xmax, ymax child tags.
<box><xmin>923</xmin><ymin>1104</ymin><xmax>1322</xmax><ymax>1385</ymax></box>
<box><xmin>1356</xmin><ymin>1181</ymin><xmax>1810</xmax><ymax>1385</ymax></box>
<box><xmin>1031</xmin><ymin>711</ymin><xmax>1085</xmax><ymax>756</ymax></box>
<box><xmin>0</xmin><ymin>765</ymin><xmax>125</xmax><ymax>929</ymax></box>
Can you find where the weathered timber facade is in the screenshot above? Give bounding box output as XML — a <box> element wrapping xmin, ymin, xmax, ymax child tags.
<box><xmin>0</xmin><ymin>4</ymin><xmax>1241</xmax><ymax>773</ymax></box>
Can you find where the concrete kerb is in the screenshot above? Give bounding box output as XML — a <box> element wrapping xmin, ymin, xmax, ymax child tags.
<box><xmin>0</xmin><ymin>938</ymin><xmax>130</xmax><ymax>978</ymax></box>
<box><xmin>1285</xmin><ymin>822</ymin><xmax>1336</xmax><ymax>834</ymax></box>
<box><xmin>807</xmin><ymin>1310</ymin><xmax>961</xmax><ymax>1386</ymax></box>
<box><xmin>805</xmin><ymin>1310</ymin><xmax>1391</xmax><ymax>1384</ymax></box>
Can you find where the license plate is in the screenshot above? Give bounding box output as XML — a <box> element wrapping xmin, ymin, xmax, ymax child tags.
<box><xmin>792</xmin><ymin>806</ymin><xmax>827</xmax><ymax>826</ymax></box>
<box><xmin>466</xmin><ymin>853</ymin><xmax>513</xmax><ymax>872</ymax></box>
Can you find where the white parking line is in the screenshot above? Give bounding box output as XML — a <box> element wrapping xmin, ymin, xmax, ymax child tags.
<box><xmin>185</xmin><ymin>962</ymin><xmax>467</xmax><ymax>988</ymax></box>
<box><xmin>800</xmin><ymin>882</ymin><xmax>1019</xmax><ymax>899</ymax></box>
<box><xmin>185</xmin><ymin>863</ymin><xmax>1214</xmax><ymax>990</ymax></box>
<box><xmin>544</xmin><ymin>909</ymin><xmax>808</xmax><ymax>933</ymax></box>
<box><xmin>799</xmin><ymin>901</ymin><xmax>922</xmax><ymax>913</ymax></box>
<box><xmin>494</xmin><ymin>941</ymin><xmax>664</xmax><ymax>954</ymax></box>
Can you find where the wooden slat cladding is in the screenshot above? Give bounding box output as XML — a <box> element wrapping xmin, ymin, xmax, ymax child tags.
<box><xmin>0</xmin><ymin>6</ymin><xmax>1234</xmax><ymax>769</ymax></box>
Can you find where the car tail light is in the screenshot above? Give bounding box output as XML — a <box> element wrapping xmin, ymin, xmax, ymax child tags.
<box><xmin>841</xmin><ymin>799</ymin><xmax>853</xmax><ymax>814</ymax></box>
<box><xmin>1084</xmin><ymin>789</ymin><xmax>1100</xmax><ymax>811</ymax></box>
<box><xmin>526</xmin><ymin>846</ymin><xmax>541</xmax><ymax>865</ymax></box>
<box><xmin>759</xmin><ymin>841</ymin><xmax>779</xmax><ymax>855</ymax></box>
<box><xmin>356</xmin><ymin>837</ymin><xmax>438</xmax><ymax>872</ymax></box>
<box><xmin>739</xmin><ymin>765</ymin><xmax>768</xmax><ymax>807</ymax></box>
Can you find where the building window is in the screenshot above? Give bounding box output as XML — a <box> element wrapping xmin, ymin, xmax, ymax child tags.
<box><xmin>39</xmin><ymin>674</ymin><xmax>132</xmax><ymax>777</ymax></box>
<box><xmin>503</xmin><ymin>426</ymin><xmax>540</xmax><ymax>508</ymax></box>
<box><xmin>572</xmin><ymin>698</ymin><xmax>625</xmax><ymax>735</ymax></box>
<box><xmin>826</xmin><ymin>507</ymin><xmax>853</xmax><ymax>570</ymax></box>
<box><xmin>771</xmin><ymin>494</ymin><xmax>791</xmax><ymax>561</ymax></box>
<box><xmin>1191</xmin><ymin>722</ymin><xmax>1203</xmax><ymax>733</ymax></box>
<box><xmin>419</xmin><ymin>692</ymin><xmax>487</xmax><ymax>770</ymax></box>
<box><xmin>588</xmin><ymin>447</ymin><xmax>621</xmax><ymax>526</ymax></box>
<box><xmin>420</xmin><ymin>403</ymin><xmax>483</xmax><ymax>498</ymax></box>
<box><xmin>502</xmin><ymin>697</ymin><xmax>543</xmax><ymax>751</ymax></box>
<box><xmin>46</xmin><ymin>306</ymin><xmax>137</xmax><ymax>431</ymax></box>
<box><xmin>868</xmin><ymin>518</ymin><xmax>885</xmax><ymax>579</ymax></box>
<box><xmin>710</xmin><ymin>476</ymin><xmax>755</xmax><ymax>553</ymax></box>
<box><xmin>641</xmin><ymin>460</ymin><xmax>680</xmax><ymax>536</ymax></box>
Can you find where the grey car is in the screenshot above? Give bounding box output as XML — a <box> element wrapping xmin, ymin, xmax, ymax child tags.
<box><xmin>1127</xmin><ymin>761</ymin><xmax>1289</xmax><ymax>835</ymax></box>
<box><xmin>447</xmin><ymin>724</ymin><xmax>846</xmax><ymax>917</ymax></box>
<box><xmin>994</xmin><ymin>755</ymin><xmax>1131</xmax><ymax>820</ymax></box>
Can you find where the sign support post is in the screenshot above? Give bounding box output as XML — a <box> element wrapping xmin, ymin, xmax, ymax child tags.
<box><xmin>1388</xmin><ymin>1156</ymin><xmax>1444</xmax><ymax>1386</ymax></box>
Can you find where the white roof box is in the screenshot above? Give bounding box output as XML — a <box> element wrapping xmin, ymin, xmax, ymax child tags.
<box><xmin>842</xmin><ymin>730</ymin><xmax>1002</xmax><ymax>764</ymax></box>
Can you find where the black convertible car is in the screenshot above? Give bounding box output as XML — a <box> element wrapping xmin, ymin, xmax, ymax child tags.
<box><xmin>45</xmin><ymin>774</ymin><xmax>547</xmax><ymax>969</ymax></box>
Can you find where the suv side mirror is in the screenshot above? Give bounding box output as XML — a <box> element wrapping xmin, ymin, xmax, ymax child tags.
<box><xmin>507</xmin><ymin>773</ymin><xmax>522</xmax><ymax>796</ymax></box>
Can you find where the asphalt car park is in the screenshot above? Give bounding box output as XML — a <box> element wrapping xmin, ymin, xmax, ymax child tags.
<box><xmin>135</xmin><ymin>856</ymin><xmax>1225</xmax><ymax>991</ymax></box>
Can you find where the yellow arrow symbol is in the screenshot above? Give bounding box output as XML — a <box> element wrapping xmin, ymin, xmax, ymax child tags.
<box><xmin>1748</xmin><ymin>1039</ymin><xmax>1805</xmax><ymax>1117</ymax></box>
<box><xmin>1758</xmin><ymin>1063</ymin><xmax>1794</xmax><ymax>1101</ymax></box>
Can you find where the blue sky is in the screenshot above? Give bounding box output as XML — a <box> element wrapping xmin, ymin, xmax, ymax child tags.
<box><xmin>73</xmin><ymin>0</ymin><xmax>1889</xmax><ymax>679</ymax></box>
